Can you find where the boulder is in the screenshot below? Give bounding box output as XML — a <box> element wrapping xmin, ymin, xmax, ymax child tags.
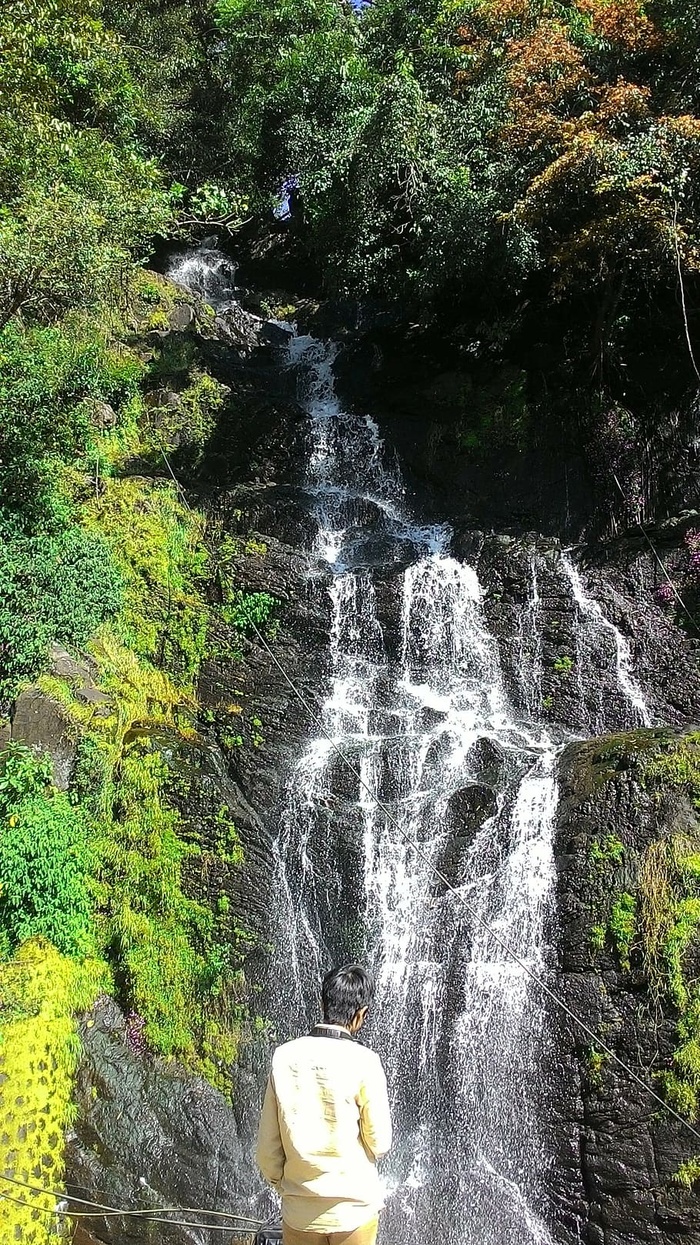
<box><xmin>168</xmin><ymin>303</ymin><xmax>195</xmax><ymax>332</ymax></box>
<box><xmin>66</xmin><ymin>998</ymin><xmax>257</xmax><ymax>1245</ymax></box>
<box><xmin>10</xmin><ymin>688</ymin><xmax>76</xmax><ymax>790</ymax></box>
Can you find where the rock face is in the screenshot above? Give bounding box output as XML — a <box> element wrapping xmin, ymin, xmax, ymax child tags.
<box><xmin>552</xmin><ymin>733</ymin><xmax>700</xmax><ymax>1245</ymax></box>
<box><xmin>6</xmin><ymin>644</ymin><xmax>112</xmax><ymax>789</ymax></box>
<box><xmin>59</xmin><ymin>275</ymin><xmax>700</xmax><ymax>1245</ymax></box>
<box><xmin>66</xmin><ymin>998</ymin><xmax>257</xmax><ymax>1245</ymax></box>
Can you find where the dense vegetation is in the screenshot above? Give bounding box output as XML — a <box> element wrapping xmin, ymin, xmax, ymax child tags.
<box><xmin>209</xmin><ymin>0</ymin><xmax>700</xmax><ymax>393</ymax></box>
<box><xmin>1</xmin><ymin>0</ymin><xmax>700</xmax><ymax>1235</ymax></box>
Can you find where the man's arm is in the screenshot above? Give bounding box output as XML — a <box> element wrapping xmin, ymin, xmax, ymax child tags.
<box><xmin>255</xmin><ymin>1074</ymin><xmax>285</xmax><ymax>1189</ymax></box>
<box><xmin>358</xmin><ymin>1054</ymin><xmax>393</xmax><ymax>1161</ymax></box>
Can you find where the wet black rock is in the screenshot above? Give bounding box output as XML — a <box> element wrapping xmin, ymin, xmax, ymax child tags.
<box><xmin>550</xmin><ymin>732</ymin><xmax>700</xmax><ymax>1245</ymax></box>
<box><xmin>66</xmin><ymin>998</ymin><xmax>254</xmax><ymax>1245</ymax></box>
<box><xmin>446</xmin><ymin>783</ymin><xmax>498</xmax><ymax>833</ymax></box>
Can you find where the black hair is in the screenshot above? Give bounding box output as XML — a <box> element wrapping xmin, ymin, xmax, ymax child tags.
<box><xmin>322</xmin><ymin>964</ymin><xmax>375</xmax><ymax>1026</ymax></box>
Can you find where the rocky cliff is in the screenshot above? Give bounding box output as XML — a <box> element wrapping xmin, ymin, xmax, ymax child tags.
<box><xmin>554</xmin><ymin>731</ymin><xmax>700</xmax><ymax>1245</ymax></box>
<box><xmin>24</xmin><ymin>256</ymin><xmax>697</xmax><ymax>1244</ymax></box>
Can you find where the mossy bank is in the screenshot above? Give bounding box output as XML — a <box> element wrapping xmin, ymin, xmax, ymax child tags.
<box><xmin>554</xmin><ymin>729</ymin><xmax>700</xmax><ymax>1245</ymax></box>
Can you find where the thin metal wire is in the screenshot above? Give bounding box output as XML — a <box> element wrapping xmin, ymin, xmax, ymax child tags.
<box><xmin>0</xmin><ymin>1176</ymin><xmax>265</xmax><ymax>1233</ymax></box>
<box><xmin>0</xmin><ymin>1187</ymin><xmax>260</xmax><ymax>1234</ymax></box>
<box><xmin>0</xmin><ymin>1185</ymin><xmax>261</xmax><ymax>1235</ymax></box>
<box><xmin>247</xmin><ymin>615</ymin><xmax>700</xmax><ymax>1148</ymax></box>
<box><xmin>0</xmin><ymin>1171</ymin><xmax>264</xmax><ymax>1225</ymax></box>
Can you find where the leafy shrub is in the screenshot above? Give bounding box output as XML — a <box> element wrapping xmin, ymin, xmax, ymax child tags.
<box><xmin>0</xmin><ymin>746</ymin><xmax>93</xmax><ymax>958</ymax></box>
<box><xmin>0</xmin><ymin>525</ymin><xmax>123</xmax><ymax>703</ymax></box>
<box><xmin>0</xmin><ymin>318</ymin><xmax>144</xmax><ymax>525</ymax></box>
<box><xmin>222</xmin><ymin>588</ymin><xmax>277</xmax><ymax>634</ymax></box>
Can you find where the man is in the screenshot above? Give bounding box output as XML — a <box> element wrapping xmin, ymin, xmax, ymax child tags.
<box><xmin>256</xmin><ymin>964</ymin><xmax>393</xmax><ymax>1245</ymax></box>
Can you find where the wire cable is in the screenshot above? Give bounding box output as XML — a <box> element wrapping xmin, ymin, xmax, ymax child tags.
<box><xmin>248</xmin><ymin>613</ymin><xmax>700</xmax><ymax>1149</ymax></box>
<box><xmin>0</xmin><ymin>1174</ymin><xmax>265</xmax><ymax>1232</ymax></box>
<box><xmin>0</xmin><ymin>1187</ymin><xmax>260</xmax><ymax>1234</ymax></box>
<box><xmin>0</xmin><ymin>1171</ymin><xmax>264</xmax><ymax>1225</ymax></box>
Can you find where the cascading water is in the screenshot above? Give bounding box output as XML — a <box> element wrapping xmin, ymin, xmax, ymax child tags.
<box><xmin>166</xmin><ymin>249</ymin><xmax>651</xmax><ymax>1244</ymax></box>
<box><xmin>259</xmin><ymin>335</ymin><xmax>650</xmax><ymax>1245</ymax></box>
<box><xmin>167</xmin><ymin>244</ymin><xmax>238</xmax><ymax>312</ymax></box>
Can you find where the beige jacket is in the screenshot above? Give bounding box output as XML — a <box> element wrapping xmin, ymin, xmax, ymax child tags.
<box><xmin>255</xmin><ymin>1028</ymin><xmax>393</xmax><ymax>1232</ymax></box>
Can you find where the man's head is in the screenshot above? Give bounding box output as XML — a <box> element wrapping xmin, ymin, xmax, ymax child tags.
<box><xmin>322</xmin><ymin>964</ymin><xmax>374</xmax><ymax>1033</ymax></box>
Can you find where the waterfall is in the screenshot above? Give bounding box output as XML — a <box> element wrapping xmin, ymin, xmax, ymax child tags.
<box><xmin>262</xmin><ymin>335</ymin><xmax>650</xmax><ymax>1245</ymax></box>
<box><xmin>164</xmin><ymin>249</ymin><xmax>652</xmax><ymax>1244</ymax></box>
<box><xmin>560</xmin><ymin>552</ymin><xmax>652</xmax><ymax>731</ymax></box>
<box><xmin>167</xmin><ymin>244</ymin><xmax>238</xmax><ymax>311</ymax></box>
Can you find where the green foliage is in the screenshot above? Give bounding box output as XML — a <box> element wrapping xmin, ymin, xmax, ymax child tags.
<box><xmin>0</xmin><ymin>746</ymin><xmax>93</xmax><ymax>958</ymax></box>
<box><xmin>590</xmin><ymin>834</ymin><xmax>625</xmax><ymax>866</ymax></box>
<box><xmin>645</xmin><ymin>734</ymin><xmax>700</xmax><ymax>807</ymax></box>
<box><xmin>609</xmin><ymin>891</ymin><xmax>637</xmax><ymax>971</ymax></box>
<box><xmin>147</xmin><ymin>371</ymin><xmax>228</xmax><ymax>460</ymax></box>
<box><xmin>212</xmin><ymin>806</ymin><xmax>244</xmax><ymax>866</ymax></box>
<box><xmin>0</xmin><ymin>317</ymin><xmax>143</xmax><ymax>523</ymax></box>
<box><xmin>71</xmin><ymin>735</ymin><xmax>115</xmax><ymax>820</ymax></box>
<box><xmin>0</xmin><ymin>0</ymin><xmax>172</xmax><ymax>331</ymax></box>
<box><xmin>221</xmin><ymin>589</ymin><xmax>278</xmax><ymax>635</ymax></box>
<box><xmin>586</xmin><ymin>1045</ymin><xmax>607</xmax><ymax>1085</ymax></box>
<box><xmin>93</xmin><ymin>740</ymin><xmax>241</xmax><ymax>1059</ymax></box>
<box><xmin>673</xmin><ymin>1156</ymin><xmax>700</xmax><ymax>1189</ymax></box>
<box><xmin>663</xmin><ymin>897</ymin><xmax>700</xmax><ymax>1011</ymax></box>
<box><xmin>553</xmin><ymin>654</ymin><xmax>574</xmax><ymax>674</ymax></box>
<box><xmin>634</xmin><ymin>774</ymin><xmax>700</xmax><ymax>1119</ymax></box>
<box><xmin>0</xmin><ymin>525</ymin><xmax>123</xmax><ymax>704</ymax></box>
<box><xmin>657</xmin><ymin>1070</ymin><xmax>698</xmax><ymax>1121</ymax></box>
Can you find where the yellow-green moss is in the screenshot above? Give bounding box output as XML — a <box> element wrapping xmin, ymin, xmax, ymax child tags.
<box><xmin>0</xmin><ymin>940</ymin><xmax>107</xmax><ymax>1244</ymax></box>
<box><xmin>147</xmin><ymin>371</ymin><xmax>227</xmax><ymax>457</ymax></box>
<box><xmin>637</xmin><ymin>740</ymin><xmax>700</xmax><ymax>1120</ymax></box>
<box><xmin>83</xmin><ymin>477</ymin><xmax>209</xmax><ymax>685</ymax></box>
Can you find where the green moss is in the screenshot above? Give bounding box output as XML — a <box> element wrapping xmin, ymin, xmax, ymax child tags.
<box><xmin>634</xmin><ymin>742</ymin><xmax>700</xmax><ymax>1119</ymax></box>
<box><xmin>586</xmin><ymin>1045</ymin><xmax>607</xmax><ymax>1086</ymax></box>
<box><xmin>590</xmin><ymin>834</ymin><xmax>625</xmax><ymax>866</ymax></box>
<box><xmin>644</xmin><ymin>733</ymin><xmax>700</xmax><ymax>807</ymax></box>
<box><xmin>674</xmin><ymin>1156</ymin><xmax>700</xmax><ymax>1188</ymax></box>
<box><xmin>609</xmin><ymin>892</ymin><xmax>636</xmax><ymax>972</ymax></box>
<box><xmin>664</xmin><ymin>897</ymin><xmax>700</xmax><ymax>1011</ymax></box>
<box><xmin>83</xmin><ymin>477</ymin><xmax>209</xmax><ymax>686</ymax></box>
<box><xmin>553</xmin><ymin>654</ymin><xmax>574</xmax><ymax>674</ymax></box>
<box><xmin>657</xmin><ymin>1070</ymin><xmax>699</xmax><ymax>1121</ymax></box>
<box><xmin>583</xmin><ymin>734</ymin><xmax>700</xmax><ymax>1121</ymax></box>
<box><xmin>93</xmin><ymin>740</ymin><xmax>245</xmax><ymax>1063</ymax></box>
<box><xmin>145</xmin><ymin>370</ymin><xmax>227</xmax><ymax>460</ymax></box>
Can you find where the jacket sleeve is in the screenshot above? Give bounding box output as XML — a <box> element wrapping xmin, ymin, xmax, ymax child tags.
<box><xmin>255</xmin><ymin>1073</ymin><xmax>285</xmax><ymax>1189</ymax></box>
<box><xmin>358</xmin><ymin>1054</ymin><xmax>393</xmax><ymax>1161</ymax></box>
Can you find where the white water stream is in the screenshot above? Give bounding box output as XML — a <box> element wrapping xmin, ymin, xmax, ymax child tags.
<box><xmin>262</xmin><ymin>335</ymin><xmax>650</xmax><ymax>1245</ymax></box>
<box><xmin>167</xmin><ymin>250</ymin><xmax>651</xmax><ymax>1244</ymax></box>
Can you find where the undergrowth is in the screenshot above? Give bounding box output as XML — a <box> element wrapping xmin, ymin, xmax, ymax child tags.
<box><xmin>632</xmin><ymin>738</ymin><xmax>700</xmax><ymax>1124</ymax></box>
<box><xmin>0</xmin><ymin>276</ymin><xmax>276</xmax><ymax>1093</ymax></box>
<box><xmin>586</xmin><ymin>735</ymin><xmax>700</xmax><ymax>1140</ymax></box>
